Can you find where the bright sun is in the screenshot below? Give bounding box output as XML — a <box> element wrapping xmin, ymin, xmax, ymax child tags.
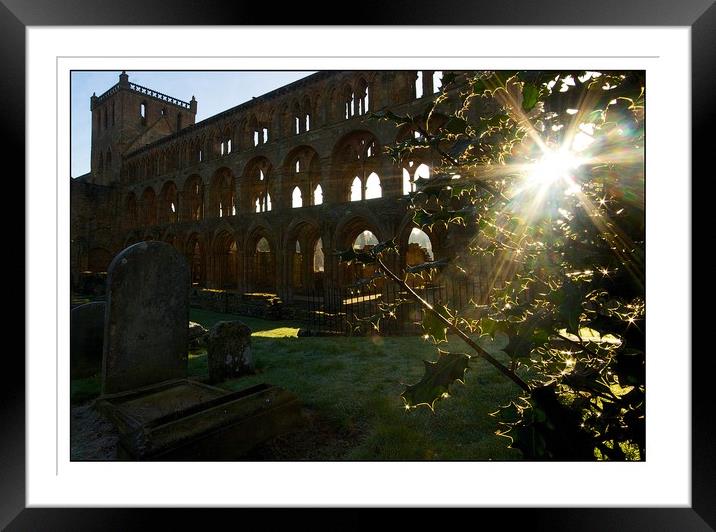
<box><xmin>526</xmin><ymin>149</ymin><xmax>584</xmax><ymax>187</ymax></box>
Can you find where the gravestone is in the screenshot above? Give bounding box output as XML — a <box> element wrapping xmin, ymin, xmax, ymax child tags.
<box><xmin>101</xmin><ymin>241</ymin><xmax>189</xmax><ymax>395</ymax></box>
<box><xmin>70</xmin><ymin>301</ymin><xmax>106</xmax><ymax>379</ymax></box>
<box><xmin>188</xmin><ymin>321</ymin><xmax>208</xmax><ymax>349</ymax></box>
<box><xmin>207</xmin><ymin>321</ymin><xmax>254</xmax><ymax>383</ymax></box>
<box><xmin>95</xmin><ymin>241</ymin><xmax>301</xmax><ymax>460</ymax></box>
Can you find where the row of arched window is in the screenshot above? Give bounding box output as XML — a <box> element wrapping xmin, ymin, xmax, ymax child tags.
<box><xmin>121</xmin><ymin>74</ymin><xmax>385</xmax><ymax>182</ymax></box>
<box><xmin>144</xmin><ymin>224</ymin><xmax>434</xmax><ymax>293</ymax></box>
<box><xmin>124</xmin><ymin>160</ymin><xmax>431</xmax><ymax>229</ymax></box>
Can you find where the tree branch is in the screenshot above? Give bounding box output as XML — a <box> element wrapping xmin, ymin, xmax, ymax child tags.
<box><xmin>376</xmin><ymin>256</ymin><xmax>530</xmax><ymax>392</ymax></box>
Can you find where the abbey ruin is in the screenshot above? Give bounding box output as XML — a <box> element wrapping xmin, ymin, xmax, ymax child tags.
<box><xmin>71</xmin><ymin>70</ymin><xmax>491</xmax><ymax>322</ymax></box>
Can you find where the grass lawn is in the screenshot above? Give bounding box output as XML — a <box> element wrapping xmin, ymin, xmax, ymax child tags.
<box><xmin>72</xmin><ymin>307</ymin><xmax>524</xmax><ymax>460</ymax></box>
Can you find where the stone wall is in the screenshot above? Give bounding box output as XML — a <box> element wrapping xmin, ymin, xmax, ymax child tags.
<box><xmin>71</xmin><ymin>70</ymin><xmax>490</xmax><ymax>302</ymax></box>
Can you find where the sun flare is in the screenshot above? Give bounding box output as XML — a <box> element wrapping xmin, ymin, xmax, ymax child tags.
<box><xmin>526</xmin><ymin>149</ymin><xmax>584</xmax><ymax>188</ymax></box>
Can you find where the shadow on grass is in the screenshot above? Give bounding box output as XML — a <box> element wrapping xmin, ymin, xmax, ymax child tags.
<box><xmin>71</xmin><ymin>309</ymin><xmax>524</xmax><ymax>460</ymax></box>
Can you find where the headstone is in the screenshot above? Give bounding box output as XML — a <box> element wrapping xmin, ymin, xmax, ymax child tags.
<box><xmin>207</xmin><ymin>321</ymin><xmax>254</xmax><ymax>383</ymax></box>
<box><xmin>188</xmin><ymin>321</ymin><xmax>208</xmax><ymax>349</ymax></box>
<box><xmin>101</xmin><ymin>241</ymin><xmax>189</xmax><ymax>395</ymax></box>
<box><xmin>70</xmin><ymin>301</ymin><xmax>106</xmax><ymax>379</ymax></box>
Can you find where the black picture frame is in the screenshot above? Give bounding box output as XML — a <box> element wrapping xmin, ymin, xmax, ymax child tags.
<box><xmin>4</xmin><ymin>1</ymin><xmax>709</xmax><ymax>529</ymax></box>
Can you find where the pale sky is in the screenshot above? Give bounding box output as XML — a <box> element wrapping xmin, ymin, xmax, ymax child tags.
<box><xmin>71</xmin><ymin>71</ymin><xmax>316</xmax><ymax>178</ymax></box>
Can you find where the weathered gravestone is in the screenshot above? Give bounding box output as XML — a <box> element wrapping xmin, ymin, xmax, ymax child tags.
<box><xmin>207</xmin><ymin>321</ymin><xmax>254</xmax><ymax>383</ymax></box>
<box><xmin>101</xmin><ymin>241</ymin><xmax>189</xmax><ymax>395</ymax></box>
<box><xmin>71</xmin><ymin>301</ymin><xmax>106</xmax><ymax>379</ymax></box>
<box><xmin>188</xmin><ymin>321</ymin><xmax>208</xmax><ymax>349</ymax></box>
<box><xmin>95</xmin><ymin>241</ymin><xmax>302</xmax><ymax>460</ymax></box>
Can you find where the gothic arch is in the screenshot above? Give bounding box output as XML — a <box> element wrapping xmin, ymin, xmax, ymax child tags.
<box><xmin>331</xmin><ymin>130</ymin><xmax>383</xmax><ymax>203</ymax></box>
<box><xmin>282</xmin><ymin>145</ymin><xmax>321</xmax><ymax>208</ymax></box>
<box><xmin>158</xmin><ymin>180</ymin><xmax>178</xmax><ymax>224</ymax></box>
<box><xmin>208</xmin><ymin>167</ymin><xmax>236</xmax><ymax>218</ymax></box>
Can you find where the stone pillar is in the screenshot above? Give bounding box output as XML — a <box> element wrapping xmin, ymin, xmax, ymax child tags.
<box><xmin>423</xmin><ymin>70</ymin><xmax>434</xmax><ymax>99</ymax></box>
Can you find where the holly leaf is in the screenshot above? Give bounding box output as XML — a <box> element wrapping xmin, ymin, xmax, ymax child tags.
<box><xmin>402</xmin><ymin>350</ymin><xmax>470</xmax><ymax>410</ymax></box>
<box><xmin>405</xmin><ymin>258</ymin><xmax>449</xmax><ymax>275</ymax></box>
<box><xmin>443</xmin><ymin>116</ymin><xmax>468</xmax><ymax>135</ymax></box>
<box><xmin>477</xmin><ymin>331</ymin><xmax>509</xmax><ymax>353</ymax></box>
<box><xmin>522</xmin><ymin>83</ymin><xmax>540</xmax><ymax>112</ymax></box>
<box><xmin>413</xmin><ymin>209</ymin><xmax>434</xmax><ymax>228</ymax></box>
<box><xmin>335</xmin><ymin>248</ymin><xmax>356</xmax><ymax>263</ymax></box>
<box><xmin>442</xmin><ymin>71</ymin><xmax>458</xmax><ymax>86</ymax></box>
<box><xmin>422</xmin><ymin>304</ymin><xmax>453</xmax><ymax>343</ymax></box>
<box><xmin>370</xmin><ymin>238</ymin><xmax>397</xmax><ymax>256</ymax></box>
<box><xmin>503</xmin><ymin>313</ymin><xmax>549</xmax><ymax>361</ymax></box>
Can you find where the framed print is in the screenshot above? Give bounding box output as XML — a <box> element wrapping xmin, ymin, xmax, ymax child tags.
<box><xmin>4</xmin><ymin>0</ymin><xmax>711</xmax><ymax>529</ymax></box>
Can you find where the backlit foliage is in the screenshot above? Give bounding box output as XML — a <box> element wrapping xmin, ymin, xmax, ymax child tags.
<box><xmin>339</xmin><ymin>70</ymin><xmax>645</xmax><ymax>460</ymax></box>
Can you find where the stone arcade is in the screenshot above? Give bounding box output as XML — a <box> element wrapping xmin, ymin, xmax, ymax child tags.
<box><xmin>71</xmin><ymin>70</ymin><xmax>499</xmax><ymax>316</ymax></box>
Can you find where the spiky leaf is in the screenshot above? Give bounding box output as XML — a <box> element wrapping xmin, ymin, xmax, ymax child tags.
<box><xmin>402</xmin><ymin>351</ymin><xmax>470</xmax><ymax>410</ymax></box>
<box><xmin>422</xmin><ymin>304</ymin><xmax>452</xmax><ymax>343</ymax></box>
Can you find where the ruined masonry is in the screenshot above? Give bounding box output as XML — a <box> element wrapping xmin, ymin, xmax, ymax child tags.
<box><xmin>71</xmin><ymin>70</ymin><xmax>498</xmax><ymax>319</ymax></box>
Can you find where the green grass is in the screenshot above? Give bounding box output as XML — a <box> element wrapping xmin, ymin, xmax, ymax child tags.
<box><xmin>72</xmin><ymin>308</ymin><xmax>524</xmax><ymax>460</ymax></box>
<box><xmin>189</xmin><ymin>308</ymin><xmax>304</xmax><ymax>337</ymax></box>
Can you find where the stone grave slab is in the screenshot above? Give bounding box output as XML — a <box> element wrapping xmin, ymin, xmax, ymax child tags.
<box><xmin>96</xmin><ymin>241</ymin><xmax>301</xmax><ymax>460</ymax></box>
<box><xmin>96</xmin><ymin>380</ymin><xmax>301</xmax><ymax>460</ymax></box>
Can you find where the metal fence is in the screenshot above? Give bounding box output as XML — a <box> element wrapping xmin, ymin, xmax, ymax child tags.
<box><xmin>306</xmin><ymin>276</ymin><xmax>488</xmax><ymax>336</ymax></box>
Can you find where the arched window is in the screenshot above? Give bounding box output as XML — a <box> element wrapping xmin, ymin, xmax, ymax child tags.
<box><xmin>403</xmin><ymin>162</ymin><xmax>431</xmax><ymax>195</ymax></box>
<box><xmin>295</xmin><ymin>160</ymin><xmax>301</xmax><ymax>173</ymax></box>
<box><xmin>415</xmin><ymin>71</ymin><xmax>424</xmax><ymax>99</ymax></box>
<box><xmin>407</xmin><ymin>228</ymin><xmax>434</xmax><ymax>264</ymax></box>
<box><xmin>256</xmin><ymin>237</ymin><xmax>270</xmax><ymax>253</ymax></box>
<box><xmin>402</xmin><ymin>168</ymin><xmax>413</xmax><ymax>195</ymax></box>
<box><xmin>365</xmin><ymin>172</ymin><xmax>382</xmax><ymax>199</ymax></box>
<box><xmin>252</xmin><ymin>236</ymin><xmax>275</xmax><ymax>292</ymax></box>
<box><xmin>350</xmin><ymin>177</ymin><xmax>362</xmax><ymax>202</ymax></box>
<box><xmin>255</xmin><ymin>192</ymin><xmax>272</xmax><ymax>212</ymax></box>
<box><xmin>356</xmin><ymin>79</ymin><xmax>369</xmax><ymax>115</ymax></box>
<box><xmin>353</xmin><ymin>230</ymin><xmax>379</xmax><ymax>250</ymax></box>
<box><xmin>433</xmin><ymin>71</ymin><xmax>443</xmax><ymax>93</ymax></box>
<box><xmin>313</xmin><ymin>184</ymin><xmax>323</xmax><ymax>206</ymax></box>
<box><xmin>305</xmin><ymin>114</ymin><xmax>311</xmax><ymax>131</ymax></box>
<box><xmin>263</xmin><ymin>127</ymin><xmax>269</xmax><ymax>143</ymax></box>
<box><xmin>190</xmin><ymin>239</ymin><xmax>203</xmax><ymax>286</ymax></box>
<box><xmin>292</xmin><ymin>186</ymin><xmax>302</xmax><ymax>208</ymax></box>
<box><xmin>140</xmin><ymin>102</ymin><xmax>147</xmax><ymax>119</ymax></box>
<box><xmin>313</xmin><ymin>238</ymin><xmax>324</xmax><ymax>272</ymax></box>
<box><xmin>225</xmin><ymin>240</ymin><xmax>238</xmax><ymax>289</ymax></box>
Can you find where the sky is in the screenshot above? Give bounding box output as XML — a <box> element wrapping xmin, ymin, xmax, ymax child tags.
<box><xmin>71</xmin><ymin>71</ymin><xmax>316</xmax><ymax>178</ymax></box>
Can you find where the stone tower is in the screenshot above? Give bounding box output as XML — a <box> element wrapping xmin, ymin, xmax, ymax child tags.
<box><xmin>89</xmin><ymin>71</ymin><xmax>198</xmax><ymax>185</ymax></box>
